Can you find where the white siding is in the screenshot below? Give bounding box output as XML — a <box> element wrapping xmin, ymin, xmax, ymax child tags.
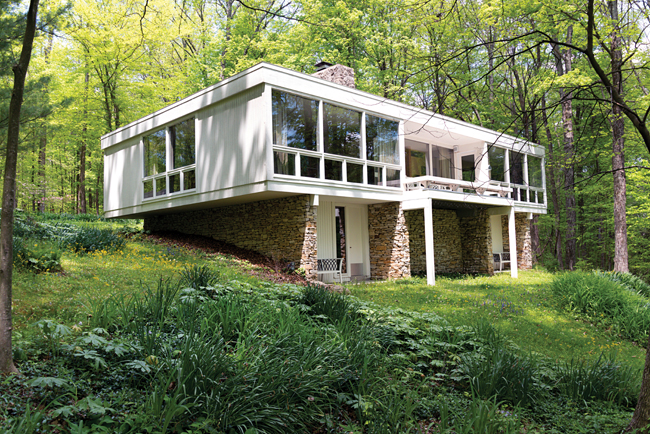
<box><xmin>104</xmin><ymin>137</ymin><xmax>142</xmax><ymax>214</ymax></box>
<box><xmin>197</xmin><ymin>84</ymin><xmax>266</xmax><ymax>194</ymax></box>
<box><xmin>317</xmin><ymin>200</ymin><xmax>336</xmax><ymax>259</ymax></box>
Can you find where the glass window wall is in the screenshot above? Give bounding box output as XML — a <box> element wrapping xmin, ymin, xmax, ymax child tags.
<box><xmin>323</xmin><ymin>103</ymin><xmax>361</xmax><ymax>158</ymax></box>
<box><xmin>366</xmin><ymin>115</ymin><xmax>399</xmax><ymax>165</ymax></box>
<box><xmin>272</xmin><ymin>90</ymin><xmax>318</xmax><ymax>151</ymax></box>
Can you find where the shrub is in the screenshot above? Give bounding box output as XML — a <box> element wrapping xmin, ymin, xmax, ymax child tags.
<box><xmin>458</xmin><ymin>345</ymin><xmax>539</xmax><ymax>407</ymax></box>
<box><xmin>300</xmin><ymin>284</ymin><xmax>357</xmax><ymax>323</ymax></box>
<box><xmin>13</xmin><ymin>238</ymin><xmax>63</xmax><ymax>273</ymax></box>
<box><xmin>61</xmin><ymin>227</ymin><xmax>125</xmax><ymax>254</ymax></box>
<box><xmin>556</xmin><ymin>354</ymin><xmax>640</xmax><ymax>406</ymax></box>
<box><xmin>596</xmin><ymin>270</ymin><xmax>650</xmax><ymax>298</ymax></box>
<box><xmin>179</xmin><ymin>264</ymin><xmax>220</xmax><ymax>291</ymax></box>
<box><xmin>551</xmin><ymin>272</ymin><xmax>650</xmax><ymax>343</ymax></box>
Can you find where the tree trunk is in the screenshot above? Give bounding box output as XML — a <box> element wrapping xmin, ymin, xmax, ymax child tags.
<box><xmin>77</xmin><ymin>70</ymin><xmax>88</xmax><ymax>214</ymax></box>
<box><xmin>541</xmin><ymin>95</ymin><xmax>563</xmax><ymax>269</ymax></box>
<box><xmin>0</xmin><ymin>0</ymin><xmax>39</xmax><ymax>375</ymax></box>
<box><xmin>38</xmin><ymin>128</ymin><xmax>46</xmax><ymax>212</ymax></box>
<box><xmin>553</xmin><ymin>27</ymin><xmax>577</xmax><ymax>270</ymax></box>
<box><xmin>609</xmin><ymin>0</ymin><xmax>628</xmax><ymax>273</ymax></box>
<box><xmin>627</xmin><ymin>326</ymin><xmax>650</xmax><ymax>432</ymax></box>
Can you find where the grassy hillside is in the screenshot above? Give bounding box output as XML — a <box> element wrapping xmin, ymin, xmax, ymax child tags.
<box><xmin>349</xmin><ymin>272</ymin><xmax>647</xmax><ymax>371</ymax></box>
<box><xmin>1</xmin><ymin>213</ymin><xmax>645</xmax><ymax>433</ymax></box>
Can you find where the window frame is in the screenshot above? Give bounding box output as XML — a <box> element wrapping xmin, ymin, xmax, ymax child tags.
<box><xmin>142</xmin><ymin>116</ymin><xmax>197</xmax><ymax>200</ymax></box>
<box><xmin>269</xmin><ymin>86</ymin><xmax>402</xmax><ymax>189</ymax></box>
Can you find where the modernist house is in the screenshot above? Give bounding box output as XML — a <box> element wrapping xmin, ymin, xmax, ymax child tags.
<box><xmin>102</xmin><ymin>62</ymin><xmax>547</xmax><ymax>285</ymax></box>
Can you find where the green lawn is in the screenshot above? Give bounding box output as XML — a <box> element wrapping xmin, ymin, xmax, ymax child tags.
<box><xmin>349</xmin><ymin>270</ymin><xmax>647</xmax><ymax>370</ymax></box>
<box><xmin>12</xmin><ymin>235</ymin><xmax>262</xmax><ymax>331</ymax></box>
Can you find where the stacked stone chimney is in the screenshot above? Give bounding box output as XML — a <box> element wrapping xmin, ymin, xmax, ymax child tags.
<box><xmin>312</xmin><ymin>63</ymin><xmax>355</xmax><ymax>89</ymax></box>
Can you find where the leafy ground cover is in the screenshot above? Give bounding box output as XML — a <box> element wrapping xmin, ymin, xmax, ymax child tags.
<box><xmin>0</xmin><ymin>213</ymin><xmax>645</xmax><ymax>433</ymax></box>
<box><xmin>350</xmin><ymin>272</ymin><xmax>647</xmax><ymax>370</ymax></box>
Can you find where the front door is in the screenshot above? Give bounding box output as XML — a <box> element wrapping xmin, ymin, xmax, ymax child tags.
<box><xmin>339</xmin><ymin>206</ymin><xmax>364</xmax><ymax>279</ymax></box>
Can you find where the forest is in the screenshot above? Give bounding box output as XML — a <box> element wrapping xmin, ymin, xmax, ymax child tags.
<box><xmin>3</xmin><ymin>0</ymin><xmax>650</xmax><ymax>276</ymax></box>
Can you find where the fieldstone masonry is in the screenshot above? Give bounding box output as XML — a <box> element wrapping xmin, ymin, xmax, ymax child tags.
<box><xmin>460</xmin><ymin>210</ymin><xmax>494</xmax><ymax>275</ymax></box>
<box><xmin>368</xmin><ymin>202</ymin><xmax>494</xmax><ymax>279</ymax></box>
<box><xmin>367</xmin><ymin>202</ymin><xmax>410</xmax><ymax>280</ymax></box>
<box><xmin>405</xmin><ymin>209</ymin><xmax>463</xmax><ymax>275</ymax></box>
<box><xmin>144</xmin><ymin>195</ymin><xmax>319</xmax><ymax>279</ymax></box>
<box><xmin>501</xmin><ymin>213</ymin><xmax>533</xmax><ymax>270</ymax></box>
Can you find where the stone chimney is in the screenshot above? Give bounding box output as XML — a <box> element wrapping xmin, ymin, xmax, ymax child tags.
<box><xmin>312</xmin><ymin>61</ymin><xmax>355</xmax><ymax>89</ymax></box>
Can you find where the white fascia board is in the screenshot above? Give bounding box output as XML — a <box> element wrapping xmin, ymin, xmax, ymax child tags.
<box><xmin>514</xmin><ymin>204</ymin><xmax>548</xmax><ymax>214</ymax></box>
<box><xmin>267</xmin><ymin>179</ymin><xmax>404</xmax><ymax>202</ymax></box>
<box><xmin>402</xmin><ymin>190</ymin><xmax>515</xmax><ymax>207</ymax></box>
<box><xmin>105</xmin><ymin>181</ymin><xmax>271</xmax><ymax>218</ymax></box>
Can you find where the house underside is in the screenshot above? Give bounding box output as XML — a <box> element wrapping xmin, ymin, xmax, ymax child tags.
<box><xmin>143</xmin><ymin>193</ymin><xmax>532</xmax><ymax>284</ymax></box>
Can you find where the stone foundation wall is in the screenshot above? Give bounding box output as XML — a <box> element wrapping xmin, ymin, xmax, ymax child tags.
<box><xmin>460</xmin><ymin>210</ymin><xmax>494</xmax><ymax>275</ymax></box>
<box><xmin>367</xmin><ymin>203</ymin><xmax>410</xmax><ymax>280</ymax></box>
<box><xmin>144</xmin><ymin>195</ymin><xmax>319</xmax><ymax>279</ymax></box>
<box><xmin>501</xmin><ymin>213</ymin><xmax>533</xmax><ymax>270</ymax></box>
<box><xmin>405</xmin><ymin>209</ymin><xmax>463</xmax><ymax>275</ymax></box>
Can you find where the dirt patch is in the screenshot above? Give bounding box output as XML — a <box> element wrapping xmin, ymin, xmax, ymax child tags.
<box><xmin>141</xmin><ymin>230</ymin><xmax>309</xmax><ymax>285</ymax></box>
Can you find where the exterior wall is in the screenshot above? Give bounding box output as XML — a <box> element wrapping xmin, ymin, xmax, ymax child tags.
<box><xmin>144</xmin><ymin>195</ymin><xmax>318</xmax><ymax>279</ymax></box>
<box><xmin>501</xmin><ymin>213</ymin><xmax>533</xmax><ymax>270</ymax></box>
<box><xmin>104</xmin><ymin>136</ymin><xmax>143</xmax><ymax>214</ymax></box>
<box><xmin>460</xmin><ymin>210</ymin><xmax>494</xmax><ymax>275</ymax></box>
<box><xmin>405</xmin><ymin>209</ymin><xmax>463</xmax><ymax>275</ymax></box>
<box><xmin>196</xmin><ymin>85</ymin><xmax>267</xmax><ymax>194</ymax></box>
<box><xmin>368</xmin><ymin>203</ymin><xmax>410</xmax><ymax>280</ymax></box>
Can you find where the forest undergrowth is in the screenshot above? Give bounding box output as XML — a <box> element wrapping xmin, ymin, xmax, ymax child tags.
<box><xmin>1</xmin><ymin>213</ymin><xmax>646</xmax><ymax>433</ymax></box>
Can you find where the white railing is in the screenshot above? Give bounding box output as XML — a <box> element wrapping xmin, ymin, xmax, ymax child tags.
<box><xmin>405</xmin><ymin>176</ymin><xmax>512</xmax><ymax>197</ymax></box>
<box><xmin>489</xmin><ymin>181</ymin><xmax>546</xmax><ymax>206</ymax></box>
<box><xmin>405</xmin><ymin>176</ymin><xmax>546</xmax><ymax>207</ymax></box>
<box><xmin>272</xmin><ymin>146</ymin><xmax>402</xmax><ymax>188</ymax></box>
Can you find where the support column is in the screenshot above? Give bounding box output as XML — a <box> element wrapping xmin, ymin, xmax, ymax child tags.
<box><xmin>508</xmin><ymin>206</ymin><xmax>518</xmax><ymax>278</ymax></box>
<box><xmin>424</xmin><ymin>201</ymin><xmax>435</xmax><ymax>286</ymax></box>
<box><xmin>402</xmin><ymin>198</ymin><xmax>435</xmax><ymax>285</ymax></box>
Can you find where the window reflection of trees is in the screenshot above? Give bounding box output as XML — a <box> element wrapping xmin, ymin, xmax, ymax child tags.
<box><xmin>323</xmin><ymin>103</ymin><xmax>361</xmax><ymax>158</ymax></box>
<box><xmin>272</xmin><ymin>90</ymin><xmax>318</xmax><ymax>151</ymax></box>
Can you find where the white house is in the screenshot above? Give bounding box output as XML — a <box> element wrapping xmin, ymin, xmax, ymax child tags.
<box><xmin>101</xmin><ymin>62</ymin><xmax>547</xmax><ymax>285</ymax></box>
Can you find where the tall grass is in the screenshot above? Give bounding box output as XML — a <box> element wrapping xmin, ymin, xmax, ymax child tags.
<box><xmin>552</xmin><ymin>272</ymin><xmax>650</xmax><ymax>343</ymax></box>
<box><xmin>556</xmin><ymin>355</ymin><xmax>640</xmax><ymax>406</ymax></box>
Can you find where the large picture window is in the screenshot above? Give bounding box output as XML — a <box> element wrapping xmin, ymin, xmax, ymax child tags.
<box><xmin>528</xmin><ymin>156</ymin><xmax>543</xmax><ymax>188</ymax></box>
<box><xmin>366</xmin><ymin>115</ymin><xmax>399</xmax><ymax>165</ymax></box>
<box><xmin>509</xmin><ymin>151</ymin><xmax>524</xmax><ymax>185</ymax></box>
<box><xmin>143</xmin><ymin>129</ymin><xmax>166</xmax><ymax>177</ymax></box>
<box><xmin>171</xmin><ymin>117</ymin><xmax>195</xmax><ymax>169</ymax></box>
<box><xmin>272</xmin><ymin>90</ymin><xmax>318</xmax><ymax>151</ymax></box>
<box><xmin>430</xmin><ymin>145</ymin><xmax>454</xmax><ymax>178</ymax></box>
<box><xmin>323</xmin><ymin>103</ymin><xmax>361</xmax><ymax>158</ymax></box>
<box><xmin>270</xmin><ymin>88</ymin><xmax>401</xmax><ymax>189</ymax></box>
<box><xmin>488</xmin><ymin>146</ymin><xmax>505</xmax><ymax>182</ymax></box>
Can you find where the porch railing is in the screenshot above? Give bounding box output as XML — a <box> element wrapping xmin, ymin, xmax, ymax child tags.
<box><xmin>405</xmin><ymin>176</ymin><xmax>546</xmax><ymax>207</ymax></box>
<box><xmin>405</xmin><ymin>176</ymin><xmax>512</xmax><ymax>197</ymax></box>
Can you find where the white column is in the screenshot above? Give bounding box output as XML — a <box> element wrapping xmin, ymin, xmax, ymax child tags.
<box><xmin>424</xmin><ymin>200</ymin><xmax>436</xmax><ymax>285</ymax></box>
<box><xmin>508</xmin><ymin>206</ymin><xmax>518</xmax><ymax>278</ymax></box>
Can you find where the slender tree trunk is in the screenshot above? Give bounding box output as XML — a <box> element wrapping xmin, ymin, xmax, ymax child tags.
<box><xmin>609</xmin><ymin>0</ymin><xmax>628</xmax><ymax>273</ymax></box>
<box><xmin>627</xmin><ymin>326</ymin><xmax>650</xmax><ymax>432</ymax></box>
<box><xmin>78</xmin><ymin>70</ymin><xmax>88</xmax><ymax>214</ymax></box>
<box><xmin>38</xmin><ymin>129</ymin><xmax>46</xmax><ymax>212</ymax></box>
<box><xmin>553</xmin><ymin>27</ymin><xmax>577</xmax><ymax>270</ymax></box>
<box><xmin>541</xmin><ymin>95</ymin><xmax>563</xmax><ymax>269</ymax></box>
<box><xmin>0</xmin><ymin>0</ymin><xmax>39</xmax><ymax>375</ymax></box>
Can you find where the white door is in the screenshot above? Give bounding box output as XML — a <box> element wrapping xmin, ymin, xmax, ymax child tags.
<box><xmin>345</xmin><ymin>206</ymin><xmax>365</xmax><ymax>278</ymax></box>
